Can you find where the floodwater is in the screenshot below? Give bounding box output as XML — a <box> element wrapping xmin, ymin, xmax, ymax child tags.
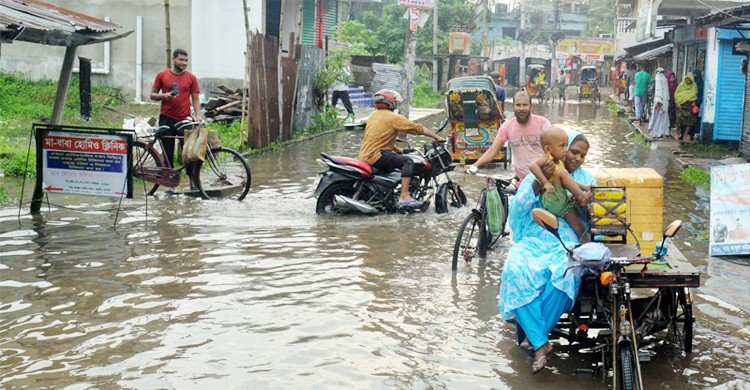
<box><xmin>1</xmin><ymin>103</ymin><xmax>749</xmax><ymax>389</ymax></box>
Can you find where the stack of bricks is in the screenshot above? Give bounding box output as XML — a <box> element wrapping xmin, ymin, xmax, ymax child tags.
<box><xmin>589</xmin><ymin>167</ymin><xmax>664</xmax><ymax>253</ymax></box>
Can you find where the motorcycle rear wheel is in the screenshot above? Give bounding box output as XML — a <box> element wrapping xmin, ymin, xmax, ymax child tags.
<box><xmin>315</xmin><ymin>181</ymin><xmax>355</xmax><ymax>215</ymax></box>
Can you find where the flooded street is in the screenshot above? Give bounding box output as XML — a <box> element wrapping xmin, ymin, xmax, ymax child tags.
<box><xmin>1</xmin><ymin>104</ymin><xmax>749</xmax><ymax>389</ymax></box>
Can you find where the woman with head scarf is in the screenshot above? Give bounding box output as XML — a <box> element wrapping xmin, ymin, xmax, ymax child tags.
<box><xmin>674</xmin><ymin>72</ymin><xmax>698</xmax><ymax>141</ymax></box>
<box><xmin>665</xmin><ymin>70</ymin><xmax>678</xmax><ymax>127</ymax></box>
<box><xmin>500</xmin><ymin>129</ymin><xmax>595</xmax><ymax>374</ymax></box>
<box><xmin>648</xmin><ymin>68</ymin><xmax>671</xmax><ymax>138</ymax></box>
<box><xmin>691</xmin><ymin>68</ymin><xmax>704</xmax><ymax>139</ymax></box>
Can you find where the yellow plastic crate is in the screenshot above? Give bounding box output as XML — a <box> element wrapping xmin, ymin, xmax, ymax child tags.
<box><xmin>590</xmin><ymin>168</ymin><xmax>664</xmax><ymax>253</ymax></box>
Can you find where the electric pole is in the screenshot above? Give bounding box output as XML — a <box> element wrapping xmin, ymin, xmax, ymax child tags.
<box><xmin>481</xmin><ymin>0</ymin><xmax>488</xmax><ymax>58</ymax></box>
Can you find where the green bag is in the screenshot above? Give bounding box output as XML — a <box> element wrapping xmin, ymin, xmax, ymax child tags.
<box><xmin>485</xmin><ymin>188</ymin><xmax>505</xmax><ymax>237</ymax></box>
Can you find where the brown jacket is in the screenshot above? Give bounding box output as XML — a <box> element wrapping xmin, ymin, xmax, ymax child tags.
<box><xmin>358</xmin><ymin>109</ymin><xmax>427</xmax><ymax>164</ymax></box>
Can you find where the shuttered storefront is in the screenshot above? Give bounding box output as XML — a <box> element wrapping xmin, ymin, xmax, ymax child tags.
<box><xmin>301</xmin><ymin>0</ymin><xmax>338</xmax><ymax>48</ymax></box>
<box><xmin>743</xmin><ymin>66</ymin><xmax>750</xmax><ymax>159</ymax></box>
<box><xmin>715</xmin><ymin>29</ymin><xmax>748</xmax><ymax>141</ymax></box>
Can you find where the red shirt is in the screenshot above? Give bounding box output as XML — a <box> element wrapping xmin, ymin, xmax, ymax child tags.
<box><xmin>152</xmin><ymin>69</ymin><xmax>200</xmax><ymax>120</ymax></box>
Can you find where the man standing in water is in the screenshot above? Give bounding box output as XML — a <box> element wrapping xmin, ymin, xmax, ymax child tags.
<box><xmin>467</xmin><ymin>91</ymin><xmax>551</xmax><ymax>182</ymax></box>
<box><xmin>150</xmin><ymin>49</ymin><xmax>202</xmax><ymax>168</ymax></box>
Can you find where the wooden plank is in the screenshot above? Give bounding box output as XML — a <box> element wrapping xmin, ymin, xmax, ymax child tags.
<box><xmin>265</xmin><ymin>34</ymin><xmax>281</xmax><ymax>144</ymax></box>
<box><xmin>281</xmin><ymin>57</ymin><xmax>298</xmax><ymax>141</ymax></box>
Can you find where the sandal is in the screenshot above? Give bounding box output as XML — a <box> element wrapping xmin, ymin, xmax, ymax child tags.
<box><xmin>532</xmin><ymin>355</ymin><xmax>548</xmax><ymax>374</ymax></box>
<box><xmin>398</xmin><ymin>199</ymin><xmax>424</xmax><ymax>208</ymax></box>
<box><xmin>519</xmin><ymin>339</ymin><xmax>534</xmax><ymax>351</ymax></box>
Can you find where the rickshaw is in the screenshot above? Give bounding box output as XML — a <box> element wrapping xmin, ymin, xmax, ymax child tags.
<box><xmin>525</xmin><ymin>64</ymin><xmax>547</xmax><ymax>102</ymax></box>
<box><xmin>522</xmin><ymin>168</ymin><xmax>699</xmax><ymax>389</ymax></box>
<box><xmin>578</xmin><ymin>65</ymin><xmax>601</xmax><ymax>103</ymax></box>
<box><xmin>445</xmin><ymin>76</ymin><xmax>509</xmax><ymax>166</ymax></box>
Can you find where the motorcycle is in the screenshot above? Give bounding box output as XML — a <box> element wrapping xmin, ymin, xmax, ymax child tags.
<box><xmin>312</xmin><ymin>120</ymin><xmax>466</xmax><ymax>215</ymax></box>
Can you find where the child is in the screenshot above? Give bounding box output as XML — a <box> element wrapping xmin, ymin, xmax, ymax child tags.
<box><xmin>529</xmin><ymin>127</ymin><xmax>592</xmax><ymax>242</ymax></box>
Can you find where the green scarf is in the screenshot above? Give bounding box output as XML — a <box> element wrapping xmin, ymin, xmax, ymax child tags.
<box><xmin>675</xmin><ymin>72</ymin><xmax>698</xmax><ymax>105</ymax></box>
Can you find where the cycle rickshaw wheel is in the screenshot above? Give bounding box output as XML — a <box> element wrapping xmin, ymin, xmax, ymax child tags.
<box><xmin>677</xmin><ymin>288</ymin><xmax>694</xmax><ymax>353</ymax></box>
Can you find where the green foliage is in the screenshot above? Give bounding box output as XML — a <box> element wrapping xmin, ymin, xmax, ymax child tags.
<box><xmin>680</xmin><ymin>166</ymin><xmax>710</xmax><ymax>190</ymax></box>
<box><xmin>0</xmin><ymin>186</ymin><xmax>8</xmax><ymax>205</ymax></box>
<box><xmin>679</xmin><ymin>142</ymin><xmax>736</xmax><ymax>159</ymax></box>
<box><xmin>696</xmin><ymin>229</ymin><xmax>710</xmax><ymax>243</ymax></box>
<box><xmin>315</xmin><ymin>48</ymin><xmax>353</xmax><ymax>92</ymax></box>
<box><xmin>337</xmin><ymin>20</ymin><xmax>376</xmax><ymax>54</ymax></box>
<box><xmin>209</xmin><ymin>121</ymin><xmax>244</xmax><ymax>151</ymax></box>
<box><xmin>0</xmin><ymin>72</ymin><xmax>124</xmax><ymax>139</ymax></box>
<box><xmin>605</xmin><ymin>97</ymin><xmax>620</xmax><ymax>113</ymax></box>
<box><xmin>0</xmin><ymin>143</ymin><xmax>35</xmax><ymax>178</ymax></box>
<box><xmin>412</xmin><ymin>64</ymin><xmax>443</xmax><ymax>108</ymax></box>
<box><xmin>304</xmin><ymin>104</ymin><xmax>344</xmax><ymax>136</ymax></box>
<box><xmin>584</xmin><ymin>0</ymin><xmax>616</xmax><ymax>37</ymax></box>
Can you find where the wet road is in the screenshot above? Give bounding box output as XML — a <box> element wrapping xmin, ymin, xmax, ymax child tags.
<box><xmin>1</xmin><ymin>103</ymin><xmax>749</xmax><ymax>389</ymax></box>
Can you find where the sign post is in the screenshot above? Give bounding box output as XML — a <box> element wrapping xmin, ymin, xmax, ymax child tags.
<box><xmin>30</xmin><ymin>125</ymin><xmax>135</xmax><ymax>214</ymax></box>
<box><xmin>709</xmin><ymin>163</ymin><xmax>750</xmax><ymax>256</ymax></box>
<box><xmin>398</xmin><ymin>0</ymin><xmax>434</xmax><ymax>119</ymax></box>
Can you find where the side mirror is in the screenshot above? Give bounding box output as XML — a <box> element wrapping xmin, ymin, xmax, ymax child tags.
<box><xmin>438</xmin><ymin>118</ymin><xmax>449</xmax><ymax>132</ymax></box>
<box><xmin>663</xmin><ymin>219</ymin><xmax>682</xmax><ymax>238</ymax></box>
<box><xmin>532</xmin><ymin>208</ymin><xmax>559</xmax><ymax>234</ymax></box>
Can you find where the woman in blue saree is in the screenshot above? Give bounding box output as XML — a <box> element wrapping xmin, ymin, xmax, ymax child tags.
<box><xmin>498</xmin><ymin>129</ymin><xmax>596</xmax><ymax>373</ymax></box>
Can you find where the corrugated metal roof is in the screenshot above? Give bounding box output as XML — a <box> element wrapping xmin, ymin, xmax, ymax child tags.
<box><xmin>632</xmin><ymin>43</ymin><xmax>673</xmax><ymax>62</ymax></box>
<box><xmin>0</xmin><ymin>0</ymin><xmax>120</xmax><ymax>32</ymax></box>
<box><xmin>0</xmin><ymin>0</ymin><xmax>130</xmax><ymax>45</ymax></box>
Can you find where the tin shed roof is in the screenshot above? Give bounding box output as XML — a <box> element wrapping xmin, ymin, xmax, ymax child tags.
<box><xmin>0</xmin><ymin>0</ymin><xmax>131</xmax><ymax>45</ymax></box>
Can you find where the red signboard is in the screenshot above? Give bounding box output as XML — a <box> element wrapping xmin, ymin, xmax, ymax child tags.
<box><xmin>398</xmin><ymin>0</ymin><xmax>434</xmax><ymax>10</ymax></box>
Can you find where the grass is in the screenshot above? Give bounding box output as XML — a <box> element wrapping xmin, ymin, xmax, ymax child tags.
<box><xmin>680</xmin><ymin>166</ymin><xmax>711</xmax><ymax>190</ymax></box>
<box><xmin>605</xmin><ymin>97</ymin><xmax>620</xmax><ymax>113</ymax></box>
<box><xmin>679</xmin><ymin>142</ymin><xmax>736</xmax><ymax>159</ymax></box>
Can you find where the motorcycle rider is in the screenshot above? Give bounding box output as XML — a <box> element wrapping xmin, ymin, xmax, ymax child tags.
<box><xmin>359</xmin><ymin>89</ymin><xmax>445</xmax><ymax>208</ymax></box>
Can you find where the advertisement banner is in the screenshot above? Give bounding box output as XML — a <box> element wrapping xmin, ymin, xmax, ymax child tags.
<box><xmin>635</xmin><ymin>0</ymin><xmax>659</xmax><ymax>42</ymax></box>
<box><xmin>41</xmin><ymin>129</ymin><xmax>132</xmax><ymax>197</ymax></box>
<box><xmin>710</xmin><ymin>163</ymin><xmax>750</xmax><ymax>256</ymax></box>
<box><xmin>409</xmin><ymin>7</ymin><xmax>420</xmax><ymax>32</ymax></box>
<box><xmin>398</xmin><ymin>0</ymin><xmax>433</xmax><ymax>9</ymax></box>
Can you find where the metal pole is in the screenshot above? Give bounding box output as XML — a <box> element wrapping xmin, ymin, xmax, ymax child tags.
<box><xmin>50</xmin><ymin>46</ymin><xmax>77</xmax><ymax>125</ymax></box>
<box><xmin>432</xmin><ymin>1</ymin><xmax>439</xmax><ymax>91</ymax></box>
<box><xmin>481</xmin><ymin>0</ymin><xmax>488</xmax><ymax>58</ymax></box>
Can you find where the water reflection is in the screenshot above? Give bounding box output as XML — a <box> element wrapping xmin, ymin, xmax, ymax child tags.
<box><xmin>0</xmin><ymin>103</ymin><xmax>748</xmax><ymax>388</ymax></box>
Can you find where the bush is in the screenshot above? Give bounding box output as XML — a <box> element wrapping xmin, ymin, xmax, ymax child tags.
<box><xmin>411</xmin><ymin>64</ymin><xmax>443</xmax><ymax>108</ymax></box>
<box><xmin>0</xmin><ymin>143</ymin><xmax>35</xmax><ymax>178</ymax></box>
<box><xmin>680</xmin><ymin>166</ymin><xmax>710</xmax><ymax>190</ymax></box>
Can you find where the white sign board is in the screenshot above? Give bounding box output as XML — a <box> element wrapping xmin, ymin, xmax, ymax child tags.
<box><xmin>42</xmin><ymin>130</ymin><xmax>131</xmax><ymax>197</ymax></box>
<box><xmin>398</xmin><ymin>0</ymin><xmax>434</xmax><ymax>10</ymax></box>
<box><xmin>710</xmin><ymin>163</ymin><xmax>750</xmax><ymax>256</ymax></box>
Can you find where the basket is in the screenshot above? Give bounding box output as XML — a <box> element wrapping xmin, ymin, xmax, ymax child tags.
<box><xmin>589</xmin><ymin>186</ymin><xmax>629</xmax><ymax>243</ymax></box>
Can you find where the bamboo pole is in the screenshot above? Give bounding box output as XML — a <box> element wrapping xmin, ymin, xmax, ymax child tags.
<box><xmin>240</xmin><ymin>0</ymin><xmax>251</xmax><ymax>147</ymax></box>
<box><xmin>164</xmin><ymin>0</ymin><xmax>172</xmax><ymax>68</ymax></box>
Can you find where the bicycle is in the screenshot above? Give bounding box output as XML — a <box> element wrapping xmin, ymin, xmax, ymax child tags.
<box><xmin>132</xmin><ymin>120</ymin><xmax>252</xmax><ymax>201</ymax></box>
<box><xmin>452</xmin><ymin>173</ymin><xmax>516</xmax><ymax>271</ymax></box>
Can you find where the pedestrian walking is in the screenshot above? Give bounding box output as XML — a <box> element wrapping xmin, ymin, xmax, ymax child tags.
<box><xmin>633</xmin><ymin>64</ymin><xmax>653</xmax><ymax>122</ymax></box>
<box><xmin>665</xmin><ymin>70</ymin><xmax>678</xmax><ymax>128</ymax></box>
<box><xmin>332</xmin><ymin>65</ymin><xmax>355</xmax><ymax>122</ymax></box>
<box><xmin>648</xmin><ymin>68</ymin><xmax>670</xmax><ymax>138</ymax></box>
<box><xmin>675</xmin><ymin>72</ymin><xmax>698</xmax><ymax>141</ymax></box>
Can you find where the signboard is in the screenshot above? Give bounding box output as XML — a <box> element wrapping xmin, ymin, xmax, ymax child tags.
<box><xmin>398</xmin><ymin>0</ymin><xmax>433</xmax><ymax>10</ymax></box>
<box><xmin>556</xmin><ymin>39</ymin><xmax>615</xmax><ymax>56</ymax></box>
<box><xmin>36</xmin><ymin>125</ymin><xmax>134</xmax><ymax>198</ymax></box>
<box><xmin>709</xmin><ymin>163</ymin><xmax>750</xmax><ymax>256</ymax></box>
<box><xmin>635</xmin><ymin>0</ymin><xmax>660</xmax><ymax>42</ymax></box>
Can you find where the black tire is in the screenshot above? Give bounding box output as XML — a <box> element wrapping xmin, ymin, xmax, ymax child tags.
<box><xmin>619</xmin><ymin>346</ymin><xmax>636</xmax><ymax>390</ymax></box>
<box><xmin>195</xmin><ymin>147</ymin><xmax>252</xmax><ymax>201</ymax></box>
<box><xmin>435</xmin><ymin>182</ymin><xmax>467</xmax><ymax>214</ymax></box>
<box><xmin>679</xmin><ymin>289</ymin><xmax>694</xmax><ymax>353</ymax></box>
<box><xmin>132</xmin><ymin>142</ymin><xmax>162</xmax><ymax>197</ymax></box>
<box><xmin>315</xmin><ymin>181</ymin><xmax>356</xmax><ymax>215</ymax></box>
<box><xmin>452</xmin><ymin>211</ymin><xmax>487</xmax><ymax>270</ymax></box>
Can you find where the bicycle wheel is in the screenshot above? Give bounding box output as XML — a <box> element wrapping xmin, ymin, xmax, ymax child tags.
<box><xmin>195</xmin><ymin>147</ymin><xmax>252</xmax><ymax>201</ymax></box>
<box><xmin>452</xmin><ymin>210</ymin><xmax>487</xmax><ymax>270</ymax></box>
<box><xmin>132</xmin><ymin>142</ymin><xmax>162</xmax><ymax>197</ymax></box>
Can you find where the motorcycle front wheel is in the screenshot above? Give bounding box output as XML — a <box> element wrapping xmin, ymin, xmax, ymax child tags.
<box><xmin>435</xmin><ymin>182</ymin><xmax>467</xmax><ymax>214</ymax></box>
<box><xmin>315</xmin><ymin>181</ymin><xmax>356</xmax><ymax>214</ymax></box>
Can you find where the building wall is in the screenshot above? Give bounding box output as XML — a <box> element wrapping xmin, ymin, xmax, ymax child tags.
<box><xmin>703</xmin><ymin>27</ymin><xmax>719</xmax><ymax>126</ymax></box>
<box><xmin>191</xmin><ymin>0</ymin><xmax>263</xmax><ymax>82</ymax></box>
<box><xmin>0</xmin><ymin>0</ymin><xmax>195</xmax><ymax>101</ymax></box>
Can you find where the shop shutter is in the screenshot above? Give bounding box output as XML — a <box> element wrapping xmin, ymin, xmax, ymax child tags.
<box><xmin>301</xmin><ymin>0</ymin><xmax>316</xmax><ymax>46</ymax></box>
<box><xmin>715</xmin><ymin>40</ymin><xmax>746</xmax><ymax>141</ymax></box>
<box><xmin>319</xmin><ymin>0</ymin><xmax>338</xmax><ymax>46</ymax></box>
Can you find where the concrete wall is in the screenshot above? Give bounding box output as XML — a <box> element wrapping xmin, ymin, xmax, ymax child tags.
<box><xmin>703</xmin><ymin>27</ymin><xmax>719</xmax><ymax>126</ymax></box>
<box><xmin>0</xmin><ymin>0</ymin><xmax>195</xmax><ymax>101</ymax></box>
<box><xmin>0</xmin><ymin>0</ymin><xmax>268</xmax><ymax>101</ymax></box>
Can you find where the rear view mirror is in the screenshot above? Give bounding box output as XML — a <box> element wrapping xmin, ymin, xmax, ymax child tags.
<box><xmin>532</xmin><ymin>208</ymin><xmax>559</xmax><ymax>233</ymax></box>
<box><xmin>663</xmin><ymin>220</ymin><xmax>682</xmax><ymax>238</ymax></box>
<box><xmin>438</xmin><ymin>118</ymin><xmax>449</xmax><ymax>132</ymax></box>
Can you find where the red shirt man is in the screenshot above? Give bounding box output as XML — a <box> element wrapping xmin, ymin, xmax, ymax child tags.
<box><xmin>150</xmin><ymin>49</ymin><xmax>202</xmax><ymax>167</ymax></box>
